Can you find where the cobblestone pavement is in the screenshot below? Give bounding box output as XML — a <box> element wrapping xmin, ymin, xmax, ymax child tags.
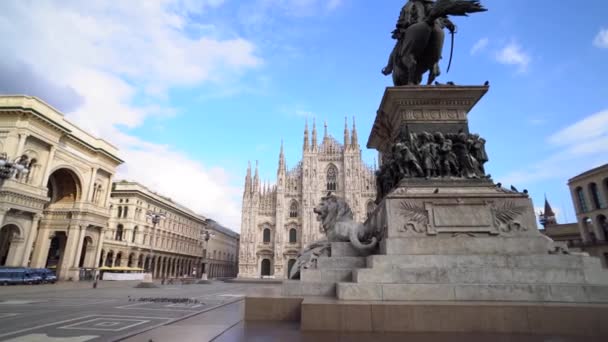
<box><xmin>0</xmin><ymin>280</ymin><xmax>271</xmax><ymax>342</ymax></box>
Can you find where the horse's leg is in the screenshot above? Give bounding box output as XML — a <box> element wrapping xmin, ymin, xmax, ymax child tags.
<box><xmin>402</xmin><ymin>54</ymin><xmax>417</xmax><ymax>85</ymax></box>
<box><xmin>383</xmin><ymin>42</ymin><xmax>398</xmax><ymax>76</ymax></box>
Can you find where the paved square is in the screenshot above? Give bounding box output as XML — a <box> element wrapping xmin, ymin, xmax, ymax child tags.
<box><xmin>0</xmin><ymin>313</ymin><xmax>20</xmax><ymax>319</ymax></box>
<box><xmin>59</xmin><ymin>318</ymin><xmax>149</xmax><ymax>332</ymax></box>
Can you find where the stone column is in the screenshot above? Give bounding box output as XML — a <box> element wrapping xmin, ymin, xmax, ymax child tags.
<box><xmin>103</xmin><ymin>174</ymin><xmax>114</xmax><ymax>207</ymax></box>
<box><xmin>578</xmin><ymin>219</ymin><xmax>592</xmax><ymax>243</ymax></box>
<box><xmin>4</xmin><ymin>236</ymin><xmax>25</xmax><ymax>267</ymax></box>
<box><xmin>100</xmin><ymin>250</ymin><xmax>107</xmax><ymax>268</ymax></box>
<box><xmin>60</xmin><ymin>225</ymin><xmax>82</xmax><ymax>281</ymax></box>
<box><xmin>86</xmin><ymin>168</ymin><xmax>98</xmax><ymax>202</ymax></box>
<box><xmin>30</xmin><ymin>228</ymin><xmax>52</xmax><ymax>268</ymax></box>
<box><xmin>72</xmin><ymin>226</ymin><xmax>86</xmax><ymax>268</ymax></box>
<box><xmin>21</xmin><ymin>214</ymin><xmax>42</xmax><ymax>267</ymax></box>
<box><xmin>41</xmin><ymin>146</ymin><xmax>56</xmax><ymax>186</ymax></box>
<box><xmin>15</xmin><ymin>133</ymin><xmax>28</xmax><ymax>157</ymax></box>
<box><xmin>93</xmin><ymin>228</ymin><xmax>104</xmax><ymax>268</ymax></box>
<box><xmin>594</xmin><ymin>215</ymin><xmax>607</xmax><ymax>241</ymax></box>
<box><xmin>0</xmin><ymin>208</ymin><xmax>7</xmax><ymax>228</ymax></box>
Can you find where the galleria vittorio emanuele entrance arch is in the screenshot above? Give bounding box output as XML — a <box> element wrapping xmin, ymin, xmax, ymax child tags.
<box><xmin>0</xmin><ymin>96</ymin><xmax>122</xmax><ymax>280</ymax></box>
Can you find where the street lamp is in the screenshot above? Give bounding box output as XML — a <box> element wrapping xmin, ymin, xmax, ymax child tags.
<box><xmin>0</xmin><ymin>153</ymin><xmax>30</xmax><ymax>184</ymax></box>
<box><xmin>145</xmin><ymin>210</ymin><xmax>166</xmax><ymax>278</ymax></box>
<box><xmin>200</xmin><ymin>229</ymin><xmax>214</xmax><ymax>280</ymax></box>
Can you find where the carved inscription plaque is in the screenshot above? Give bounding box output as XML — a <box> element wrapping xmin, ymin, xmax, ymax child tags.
<box><xmin>432</xmin><ymin>204</ymin><xmax>492</xmax><ymax>228</ymax></box>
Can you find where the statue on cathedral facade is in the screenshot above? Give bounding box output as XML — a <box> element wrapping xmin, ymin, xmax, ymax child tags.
<box><xmin>382</xmin><ymin>0</ymin><xmax>487</xmax><ymax>86</ymax></box>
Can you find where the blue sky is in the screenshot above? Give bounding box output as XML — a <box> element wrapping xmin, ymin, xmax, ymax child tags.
<box><xmin>1</xmin><ymin>0</ymin><xmax>607</xmax><ymax>230</ymax></box>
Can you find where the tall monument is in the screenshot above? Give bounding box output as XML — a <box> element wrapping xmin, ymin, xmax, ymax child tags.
<box><xmin>247</xmin><ymin>1</ymin><xmax>608</xmax><ymax>336</ymax></box>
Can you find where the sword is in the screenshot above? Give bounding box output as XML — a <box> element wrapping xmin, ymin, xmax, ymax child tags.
<box><xmin>447</xmin><ymin>29</ymin><xmax>454</xmax><ymax>73</ymax></box>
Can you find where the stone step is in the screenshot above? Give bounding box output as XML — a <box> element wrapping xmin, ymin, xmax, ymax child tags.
<box><xmin>300</xmin><ymin>269</ymin><xmax>352</xmax><ymax>282</ymax></box>
<box><xmin>353</xmin><ymin>267</ymin><xmax>593</xmax><ymax>285</ymax></box>
<box><xmin>337</xmin><ymin>282</ymin><xmax>608</xmax><ymax>303</ymax></box>
<box><xmin>380</xmin><ymin>236</ymin><xmax>552</xmax><ymax>256</ymax></box>
<box><xmin>282</xmin><ymin>280</ymin><xmax>335</xmax><ymax>297</ymax></box>
<box><xmin>367</xmin><ymin>254</ymin><xmax>601</xmax><ymax>270</ymax></box>
<box><xmin>317</xmin><ymin>256</ymin><xmax>366</xmax><ymax>269</ymax></box>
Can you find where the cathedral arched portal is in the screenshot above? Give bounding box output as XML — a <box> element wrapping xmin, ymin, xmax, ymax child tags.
<box><xmin>261</xmin><ymin>258</ymin><xmax>272</xmax><ymax>277</ymax></box>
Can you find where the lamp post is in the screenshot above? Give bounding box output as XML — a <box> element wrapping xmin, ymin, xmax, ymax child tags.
<box><xmin>145</xmin><ymin>210</ymin><xmax>165</xmax><ymax>280</ymax></box>
<box><xmin>201</xmin><ymin>229</ymin><xmax>214</xmax><ymax>280</ymax></box>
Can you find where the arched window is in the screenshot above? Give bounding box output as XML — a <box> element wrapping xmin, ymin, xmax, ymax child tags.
<box><xmin>589</xmin><ymin>183</ymin><xmax>604</xmax><ymax>210</ymax></box>
<box><xmin>123</xmin><ymin>206</ymin><xmax>129</xmax><ymax>218</ymax></box>
<box><xmin>289</xmin><ymin>201</ymin><xmax>298</xmax><ymax>218</ymax></box>
<box><xmin>326</xmin><ymin>165</ymin><xmax>338</xmax><ymax>191</ymax></box>
<box><xmin>132</xmin><ymin>226</ymin><xmax>138</xmax><ymax>243</ymax></box>
<box><xmin>576</xmin><ymin>187</ymin><xmax>588</xmax><ymax>213</ymax></box>
<box><xmin>263</xmin><ymin>228</ymin><xmax>271</xmax><ymax>243</ymax></box>
<box><xmin>366</xmin><ymin>201</ymin><xmax>375</xmax><ymax>218</ymax></box>
<box><xmin>289</xmin><ymin>228</ymin><xmax>297</xmax><ymax>243</ymax></box>
<box><xmin>117</xmin><ymin>206</ymin><xmax>122</xmax><ymax>218</ymax></box>
<box><xmin>115</xmin><ymin>224</ymin><xmax>124</xmax><ymax>241</ymax></box>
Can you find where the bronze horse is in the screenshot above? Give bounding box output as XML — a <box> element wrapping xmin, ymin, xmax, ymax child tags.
<box><xmin>385</xmin><ymin>0</ymin><xmax>487</xmax><ymax>86</ymax></box>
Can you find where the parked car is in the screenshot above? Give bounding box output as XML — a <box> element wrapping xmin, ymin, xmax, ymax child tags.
<box><xmin>32</xmin><ymin>268</ymin><xmax>57</xmax><ymax>284</ymax></box>
<box><xmin>0</xmin><ymin>267</ymin><xmax>26</xmax><ymax>285</ymax></box>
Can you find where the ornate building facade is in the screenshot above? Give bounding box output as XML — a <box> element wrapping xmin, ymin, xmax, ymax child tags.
<box><xmin>238</xmin><ymin>119</ymin><xmax>377</xmax><ymax>278</ymax></box>
<box><xmin>0</xmin><ymin>95</ymin><xmax>239</xmax><ymax>281</ymax></box>
<box><xmin>541</xmin><ymin>164</ymin><xmax>608</xmax><ymax>267</ymax></box>
<box><xmin>0</xmin><ymin>95</ymin><xmax>121</xmax><ymax>280</ymax></box>
<box><xmin>104</xmin><ymin>181</ymin><xmax>239</xmax><ymax>279</ymax></box>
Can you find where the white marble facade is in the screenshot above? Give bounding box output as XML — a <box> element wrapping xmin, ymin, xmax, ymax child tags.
<box><xmin>238</xmin><ymin>119</ymin><xmax>377</xmax><ymax>279</ymax></box>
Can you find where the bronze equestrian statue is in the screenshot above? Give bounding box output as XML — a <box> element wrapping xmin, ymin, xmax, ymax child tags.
<box><xmin>383</xmin><ymin>0</ymin><xmax>487</xmax><ymax>86</ymax></box>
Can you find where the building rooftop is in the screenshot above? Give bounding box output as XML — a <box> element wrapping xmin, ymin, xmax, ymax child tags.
<box><xmin>0</xmin><ymin>95</ymin><xmax>123</xmax><ymax>164</ymax></box>
<box><xmin>568</xmin><ymin>163</ymin><xmax>608</xmax><ymax>184</ymax></box>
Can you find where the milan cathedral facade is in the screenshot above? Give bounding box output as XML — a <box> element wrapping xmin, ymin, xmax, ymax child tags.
<box><xmin>238</xmin><ymin>119</ymin><xmax>377</xmax><ymax>279</ymax></box>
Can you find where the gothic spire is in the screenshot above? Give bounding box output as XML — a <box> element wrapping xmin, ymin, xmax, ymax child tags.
<box><xmin>344</xmin><ymin>116</ymin><xmax>350</xmax><ymax>149</ymax></box>
<box><xmin>351</xmin><ymin>116</ymin><xmax>359</xmax><ymax>148</ymax></box>
<box><xmin>253</xmin><ymin>160</ymin><xmax>260</xmax><ymax>193</ymax></box>
<box><xmin>312</xmin><ymin>118</ymin><xmax>317</xmax><ymax>150</ymax></box>
<box><xmin>303</xmin><ymin>119</ymin><xmax>309</xmax><ymax>151</ymax></box>
<box><xmin>278</xmin><ymin>139</ymin><xmax>286</xmax><ymax>174</ymax></box>
<box><xmin>323</xmin><ymin>120</ymin><xmax>328</xmax><ymax>140</ymax></box>
<box><xmin>245</xmin><ymin>161</ymin><xmax>252</xmax><ymax>195</ymax></box>
<box><xmin>539</xmin><ymin>195</ymin><xmax>557</xmax><ymax>228</ymax></box>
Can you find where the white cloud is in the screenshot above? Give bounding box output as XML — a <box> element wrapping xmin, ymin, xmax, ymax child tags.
<box><xmin>496</xmin><ymin>41</ymin><xmax>530</xmax><ymax>72</ymax></box>
<box><xmin>548</xmin><ymin>110</ymin><xmax>608</xmax><ymax>152</ymax></box>
<box><xmin>470</xmin><ymin>37</ymin><xmax>489</xmax><ymax>55</ymax></box>
<box><xmin>0</xmin><ymin>0</ymin><xmax>262</xmax><ymax>230</ymax></box>
<box><xmin>500</xmin><ymin>109</ymin><xmax>608</xmax><ymax>186</ymax></box>
<box><xmin>593</xmin><ymin>28</ymin><xmax>608</xmax><ymax>49</ymax></box>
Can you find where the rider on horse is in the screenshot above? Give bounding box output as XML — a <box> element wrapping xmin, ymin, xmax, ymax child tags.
<box><xmin>383</xmin><ymin>0</ymin><xmax>460</xmax><ymax>85</ymax></box>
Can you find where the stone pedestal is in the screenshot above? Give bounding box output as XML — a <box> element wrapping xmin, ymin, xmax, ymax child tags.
<box><xmin>367</xmin><ymin>85</ymin><xmax>488</xmax><ymax>156</ymax></box>
<box><xmin>247</xmin><ymin>85</ymin><xmax>608</xmax><ymax>335</ymax></box>
<box><xmin>334</xmin><ymin>85</ymin><xmax>608</xmax><ymax>303</ymax></box>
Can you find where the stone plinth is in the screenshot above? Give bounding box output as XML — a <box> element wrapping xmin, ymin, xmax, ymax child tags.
<box><xmin>367</xmin><ymin>85</ymin><xmax>488</xmax><ymax>154</ymax></box>
<box><xmin>300</xmin><ymin>298</ymin><xmax>608</xmax><ymax>336</ymax></box>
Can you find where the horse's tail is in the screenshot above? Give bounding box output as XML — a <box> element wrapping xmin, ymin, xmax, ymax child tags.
<box><xmin>427</xmin><ymin>0</ymin><xmax>487</xmax><ymax>23</ymax></box>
